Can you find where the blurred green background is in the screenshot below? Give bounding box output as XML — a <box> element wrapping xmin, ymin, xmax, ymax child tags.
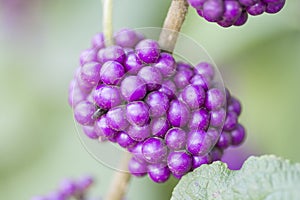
<box><xmin>0</xmin><ymin>0</ymin><xmax>299</xmax><ymax>199</ymax></box>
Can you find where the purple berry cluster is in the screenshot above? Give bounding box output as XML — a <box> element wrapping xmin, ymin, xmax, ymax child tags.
<box><xmin>68</xmin><ymin>29</ymin><xmax>246</xmax><ymax>183</ymax></box>
<box><xmin>187</xmin><ymin>0</ymin><xmax>285</xmax><ymax>27</ymax></box>
<box><xmin>31</xmin><ymin>176</ymin><xmax>95</xmax><ymax>200</ymax></box>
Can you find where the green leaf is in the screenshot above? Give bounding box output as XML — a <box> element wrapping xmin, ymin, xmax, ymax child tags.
<box><xmin>171</xmin><ymin>155</ymin><xmax>300</xmax><ymax>200</ymax></box>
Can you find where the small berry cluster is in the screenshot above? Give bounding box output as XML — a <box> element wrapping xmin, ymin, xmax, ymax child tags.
<box><xmin>68</xmin><ymin>29</ymin><xmax>245</xmax><ymax>183</ymax></box>
<box><xmin>187</xmin><ymin>0</ymin><xmax>285</xmax><ymax>27</ymax></box>
<box><xmin>31</xmin><ymin>176</ymin><xmax>95</xmax><ymax>200</ymax></box>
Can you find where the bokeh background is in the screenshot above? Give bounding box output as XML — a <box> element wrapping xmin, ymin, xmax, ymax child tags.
<box><xmin>0</xmin><ymin>0</ymin><xmax>299</xmax><ymax>199</ymax></box>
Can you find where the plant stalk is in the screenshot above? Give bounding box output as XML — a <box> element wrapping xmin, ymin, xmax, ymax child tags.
<box><xmin>103</xmin><ymin>0</ymin><xmax>113</xmax><ymax>46</ymax></box>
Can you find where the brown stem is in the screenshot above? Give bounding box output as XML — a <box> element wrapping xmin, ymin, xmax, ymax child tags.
<box><xmin>159</xmin><ymin>0</ymin><xmax>189</xmax><ymax>52</ymax></box>
<box><xmin>104</xmin><ymin>152</ymin><xmax>132</xmax><ymax>200</ymax></box>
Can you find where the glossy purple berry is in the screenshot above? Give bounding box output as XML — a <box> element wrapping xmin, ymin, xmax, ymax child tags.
<box><xmin>80</xmin><ymin>62</ymin><xmax>101</xmax><ymax>86</ymax></box>
<box><xmin>97</xmin><ymin>45</ymin><xmax>126</xmax><ymax>63</ymax></box>
<box><xmin>188</xmin><ymin>108</ymin><xmax>210</xmax><ymax>131</ymax></box>
<box><xmin>128</xmin><ymin>142</ymin><xmax>144</xmax><ymax>162</ymax></box>
<box><xmin>209</xmin><ymin>147</ymin><xmax>223</xmax><ymax>161</ymax></box>
<box><xmin>79</xmin><ymin>48</ymin><xmax>98</xmax><ymax>66</ymax></box>
<box><xmin>151</xmin><ymin>117</ymin><xmax>170</xmax><ymax>138</ymax></box>
<box><xmin>265</xmin><ymin>0</ymin><xmax>285</xmax><ymax>13</ymax></box>
<box><xmin>231</xmin><ymin>124</ymin><xmax>246</xmax><ymax>146</ymax></box>
<box><xmin>167</xmin><ymin>151</ymin><xmax>192</xmax><ymax>176</ymax></box>
<box><xmin>76</xmin><ymin>70</ymin><xmax>94</xmax><ymax>93</ymax></box>
<box><xmin>176</xmin><ymin>62</ymin><xmax>194</xmax><ymax>77</ymax></box>
<box><xmin>124</xmin><ymin>52</ymin><xmax>143</xmax><ymax>74</ymax></box>
<box><xmin>148</xmin><ymin>164</ymin><xmax>171</xmax><ymax>183</ymax></box>
<box><xmin>153</xmin><ymin>52</ymin><xmax>176</xmax><ymax>77</ymax></box>
<box><xmin>116</xmin><ymin>131</ymin><xmax>136</xmax><ymax>148</ymax></box>
<box><xmin>173</xmin><ymin>70</ymin><xmax>193</xmax><ymax>90</ymax></box>
<box><xmin>190</xmin><ymin>74</ymin><xmax>210</xmax><ymax>91</ymax></box>
<box><xmin>210</xmin><ymin>108</ymin><xmax>226</xmax><ymax>127</ymax></box>
<box><xmin>120</xmin><ymin>76</ymin><xmax>147</xmax><ymax>102</ymax></box>
<box><xmin>91</xmin><ymin>33</ymin><xmax>105</xmax><ymax>49</ymax></box>
<box><xmin>192</xmin><ymin>154</ymin><xmax>212</xmax><ymax>169</ymax></box>
<box><xmin>205</xmin><ymin>88</ymin><xmax>225</xmax><ymax>110</ymax></box>
<box><xmin>223</xmin><ymin>111</ymin><xmax>238</xmax><ymax>131</ymax></box>
<box><xmin>247</xmin><ymin>1</ymin><xmax>266</xmax><ymax>16</ymax></box>
<box><xmin>167</xmin><ymin>100</ymin><xmax>190</xmax><ymax>127</ymax></box>
<box><xmin>145</xmin><ymin>91</ymin><xmax>169</xmax><ymax>117</ymax></box>
<box><xmin>239</xmin><ymin>0</ymin><xmax>258</xmax><ymax>6</ymax></box>
<box><xmin>135</xmin><ymin>39</ymin><xmax>160</xmax><ymax>64</ymax></box>
<box><xmin>114</xmin><ymin>28</ymin><xmax>140</xmax><ymax>48</ymax></box>
<box><xmin>82</xmin><ymin>125</ymin><xmax>98</xmax><ymax>139</ymax></box>
<box><xmin>186</xmin><ymin>130</ymin><xmax>212</xmax><ymax>156</ymax></box>
<box><xmin>194</xmin><ymin>62</ymin><xmax>215</xmax><ymax>79</ymax></box>
<box><xmin>216</xmin><ymin>131</ymin><xmax>232</xmax><ymax>149</ymax></box>
<box><xmin>142</xmin><ymin>137</ymin><xmax>168</xmax><ymax>163</ymax></box>
<box><xmin>203</xmin><ymin>0</ymin><xmax>224</xmax><ymax>22</ymax></box>
<box><xmin>74</xmin><ymin>101</ymin><xmax>96</xmax><ymax>125</ymax></box>
<box><xmin>137</xmin><ymin>66</ymin><xmax>163</xmax><ymax>91</ymax></box>
<box><xmin>222</xmin><ymin>0</ymin><xmax>242</xmax><ymax>23</ymax></box>
<box><xmin>94</xmin><ymin>115</ymin><xmax>117</xmax><ymax>138</ymax></box>
<box><xmin>217</xmin><ymin>19</ymin><xmax>234</xmax><ymax>28</ymax></box>
<box><xmin>93</xmin><ymin>85</ymin><xmax>122</xmax><ymax>109</ymax></box>
<box><xmin>68</xmin><ymin>80</ymin><xmax>89</xmax><ymax>107</ymax></box>
<box><xmin>106</xmin><ymin>106</ymin><xmax>129</xmax><ymax>131</ymax></box>
<box><xmin>181</xmin><ymin>85</ymin><xmax>206</xmax><ymax>110</ymax></box>
<box><xmin>165</xmin><ymin>127</ymin><xmax>187</xmax><ymax>150</ymax></box>
<box><xmin>100</xmin><ymin>61</ymin><xmax>125</xmax><ymax>85</ymax></box>
<box><xmin>126</xmin><ymin>101</ymin><xmax>150</xmax><ymax>126</ymax></box>
<box><xmin>234</xmin><ymin>11</ymin><xmax>248</xmax><ymax>26</ymax></box>
<box><xmin>228</xmin><ymin>97</ymin><xmax>242</xmax><ymax>116</ymax></box>
<box><xmin>128</xmin><ymin>157</ymin><xmax>148</xmax><ymax>177</ymax></box>
<box><xmin>188</xmin><ymin>0</ymin><xmax>207</xmax><ymax>8</ymax></box>
<box><xmin>127</xmin><ymin>124</ymin><xmax>151</xmax><ymax>142</ymax></box>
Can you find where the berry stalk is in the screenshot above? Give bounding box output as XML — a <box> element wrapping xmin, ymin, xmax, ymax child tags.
<box><xmin>159</xmin><ymin>0</ymin><xmax>189</xmax><ymax>52</ymax></box>
<box><xmin>103</xmin><ymin>0</ymin><xmax>113</xmax><ymax>46</ymax></box>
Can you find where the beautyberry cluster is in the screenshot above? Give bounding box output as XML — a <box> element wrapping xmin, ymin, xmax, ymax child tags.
<box><xmin>31</xmin><ymin>176</ymin><xmax>95</xmax><ymax>200</ymax></box>
<box><xmin>68</xmin><ymin>28</ymin><xmax>246</xmax><ymax>183</ymax></box>
<box><xmin>187</xmin><ymin>0</ymin><xmax>285</xmax><ymax>27</ymax></box>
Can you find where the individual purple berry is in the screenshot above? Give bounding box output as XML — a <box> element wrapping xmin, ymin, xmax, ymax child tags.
<box><xmin>128</xmin><ymin>142</ymin><xmax>144</xmax><ymax>161</ymax></box>
<box><xmin>231</xmin><ymin>124</ymin><xmax>246</xmax><ymax>146</ymax></box>
<box><xmin>153</xmin><ymin>52</ymin><xmax>176</xmax><ymax>77</ymax></box>
<box><xmin>124</xmin><ymin>52</ymin><xmax>143</xmax><ymax>74</ymax></box>
<box><xmin>97</xmin><ymin>45</ymin><xmax>126</xmax><ymax>63</ymax></box>
<box><xmin>188</xmin><ymin>108</ymin><xmax>210</xmax><ymax>131</ymax></box>
<box><xmin>128</xmin><ymin>157</ymin><xmax>148</xmax><ymax>177</ymax></box>
<box><xmin>216</xmin><ymin>131</ymin><xmax>232</xmax><ymax>149</ymax></box>
<box><xmin>210</xmin><ymin>108</ymin><xmax>226</xmax><ymax>127</ymax></box>
<box><xmin>176</xmin><ymin>62</ymin><xmax>194</xmax><ymax>76</ymax></box>
<box><xmin>167</xmin><ymin>151</ymin><xmax>192</xmax><ymax>176</ymax></box>
<box><xmin>127</xmin><ymin>124</ymin><xmax>151</xmax><ymax>142</ymax></box>
<box><xmin>82</xmin><ymin>125</ymin><xmax>99</xmax><ymax>139</ymax></box>
<box><xmin>222</xmin><ymin>0</ymin><xmax>242</xmax><ymax>23</ymax></box>
<box><xmin>116</xmin><ymin>131</ymin><xmax>136</xmax><ymax>148</ymax></box>
<box><xmin>93</xmin><ymin>85</ymin><xmax>122</xmax><ymax>109</ymax></box>
<box><xmin>165</xmin><ymin>127</ymin><xmax>187</xmax><ymax>150</ymax></box>
<box><xmin>202</xmin><ymin>0</ymin><xmax>225</xmax><ymax>22</ymax></box>
<box><xmin>186</xmin><ymin>130</ymin><xmax>212</xmax><ymax>156</ymax></box>
<box><xmin>173</xmin><ymin>70</ymin><xmax>193</xmax><ymax>90</ymax></box>
<box><xmin>76</xmin><ymin>70</ymin><xmax>94</xmax><ymax>93</ymax></box>
<box><xmin>194</xmin><ymin>62</ymin><xmax>215</xmax><ymax>79</ymax></box>
<box><xmin>91</xmin><ymin>33</ymin><xmax>105</xmax><ymax>49</ymax></box>
<box><xmin>205</xmin><ymin>88</ymin><xmax>225</xmax><ymax>110</ymax></box>
<box><xmin>79</xmin><ymin>48</ymin><xmax>98</xmax><ymax>66</ymax></box>
<box><xmin>94</xmin><ymin>115</ymin><xmax>117</xmax><ymax>138</ymax></box>
<box><xmin>188</xmin><ymin>0</ymin><xmax>207</xmax><ymax>9</ymax></box>
<box><xmin>126</xmin><ymin>101</ymin><xmax>150</xmax><ymax>126</ymax></box>
<box><xmin>74</xmin><ymin>101</ymin><xmax>96</xmax><ymax>125</ymax></box>
<box><xmin>151</xmin><ymin>117</ymin><xmax>170</xmax><ymax>138</ymax></box>
<box><xmin>181</xmin><ymin>85</ymin><xmax>206</xmax><ymax>110</ymax></box>
<box><xmin>228</xmin><ymin>96</ymin><xmax>242</xmax><ymax>116</ymax></box>
<box><xmin>223</xmin><ymin>111</ymin><xmax>238</xmax><ymax>131</ymax></box>
<box><xmin>145</xmin><ymin>91</ymin><xmax>169</xmax><ymax>117</ymax></box>
<box><xmin>80</xmin><ymin>62</ymin><xmax>101</xmax><ymax>86</ymax></box>
<box><xmin>192</xmin><ymin>154</ymin><xmax>212</xmax><ymax>169</ymax></box>
<box><xmin>265</xmin><ymin>0</ymin><xmax>285</xmax><ymax>13</ymax></box>
<box><xmin>100</xmin><ymin>61</ymin><xmax>125</xmax><ymax>85</ymax></box>
<box><xmin>234</xmin><ymin>11</ymin><xmax>248</xmax><ymax>26</ymax></box>
<box><xmin>190</xmin><ymin>74</ymin><xmax>210</xmax><ymax>91</ymax></box>
<box><xmin>68</xmin><ymin>80</ymin><xmax>89</xmax><ymax>107</ymax></box>
<box><xmin>239</xmin><ymin>0</ymin><xmax>258</xmax><ymax>7</ymax></box>
<box><xmin>142</xmin><ymin>137</ymin><xmax>168</xmax><ymax>163</ymax></box>
<box><xmin>167</xmin><ymin>100</ymin><xmax>190</xmax><ymax>127</ymax></box>
<box><xmin>114</xmin><ymin>28</ymin><xmax>140</xmax><ymax>48</ymax></box>
<box><xmin>247</xmin><ymin>1</ymin><xmax>266</xmax><ymax>16</ymax></box>
<box><xmin>137</xmin><ymin>66</ymin><xmax>163</xmax><ymax>91</ymax></box>
<box><xmin>135</xmin><ymin>39</ymin><xmax>160</xmax><ymax>64</ymax></box>
<box><xmin>209</xmin><ymin>147</ymin><xmax>224</xmax><ymax>161</ymax></box>
<box><xmin>148</xmin><ymin>164</ymin><xmax>171</xmax><ymax>183</ymax></box>
<box><xmin>217</xmin><ymin>19</ymin><xmax>234</xmax><ymax>27</ymax></box>
<box><xmin>106</xmin><ymin>106</ymin><xmax>129</xmax><ymax>131</ymax></box>
<box><xmin>120</xmin><ymin>76</ymin><xmax>147</xmax><ymax>101</ymax></box>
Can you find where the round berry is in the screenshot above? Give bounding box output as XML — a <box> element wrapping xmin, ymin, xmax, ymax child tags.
<box><xmin>97</xmin><ymin>45</ymin><xmax>126</xmax><ymax>63</ymax></box>
<box><xmin>222</xmin><ymin>0</ymin><xmax>242</xmax><ymax>23</ymax></box>
<box><xmin>234</xmin><ymin>11</ymin><xmax>248</xmax><ymax>26</ymax></box>
<box><xmin>231</xmin><ymin>124</ymin><xmax>246</xmax><ymax>146</ymax></box>
<box><xmin>124</xmin><ymin>52</ymin><xmax>143</xmax><ymax>74</ymax></box>
<box><xmin>135</xmin><ymin>39</ymin><xmax>160</xmax><ymax>63</ymax></box>
<box><xmin>173</xmin><ymin>70</ymin><xmax>193</xmax><ymax>90</ymax></box>
<box><xmin>106</xmin><ymin>106</ymin><xmax>129</xmax><ymax>131</ymax></box>
<box><xmin>228</xmin><ymin>96</ymin><xmax>242</xmax><ymax>116</ymax></box>
<box><xmin>216</xmin><ymin>131</ymin><xmax>232</xmax><ymax>149</ymax></box>
<box><xmin>223</xmin><ymin>111</ymin><xmax>238</xmax><ymax>131</ymax></box>
<box><xmin>145</xmin><ymin>91</ymin><xmax>169</xmax><ymax>118</ymax></box>
<box><xmin>82</xmin><ymin>125</ymin><xmax>98</xmax><ymax>139</ymax></box>
<box><xmin>68</xmin><ymin>80</ymin><xmax>89</xmax><ymax>107</ymax></box>
<box><xmin>186</xmin><ymin>130</ymin><xmax>212</xmax><ymax>156</ymax></box>
<box><xmin>91</xmin><ymin>33</ymin><xmax>105</xmax><ymax>49</ymax></box>
<box><xmin>114</xmin><ymin>28</ymin><xmax>140</xmax><ymax>48</ymax></box>
<box><xmin>239</xmin><ymin>0</ymin><xmax>258</xmax><ymax>7</ymax></box>
<box><xmin>148</xmin><ymin>164</ymin><xmax>171</xmax><ymax>183</ymax></box>
<box><xmin>167</xmin><ymin>100</ymin><xmax>190</xmax><ymax>127</ymax></box>
<box><xmin>188</xmin><ymin>108</ymin><xmax>210</xmax><ymax>131</ymax></box>
<box><xmin>142</xmin><ymin>137</ymin><xmax>168</xmax><ymax>163</ymax></box>
<box><xmin>126</xmin><ymin>101</ymin><xmax>150</xmax><ymax>126</ymax></box>
<box><xmin>94</xmin><ymin>115</ymin><xmax>117</xmax><ymax>138</ymax></box>
<box><xmin>167</xmin><ymin>151</ymin><xmax>192</xmax><ymax>176</ymax></box>
<box><xmin>190</xmin><ymin>74</ymin><xmax>210</xmax><ymax>91</ymax></box>
<box><xmin>176</xmin><ymin>62</ymin><xmax>194</xmax><ymax>77</ymax></box>
<box><xmin>100</xmin><ymin>61</ymin><xmax>125</xmax><ymax>85</ymax></box>
<box><xmin>181</xmin><ymin>85</ymin><xmax>206</xmax><ymax>110</ymax></box>
<box><xmin>194</xmin><ymin>62</ymin><xmax>215</xmax><ymax>79</ymax></box>
<box><xmin>165</xmin><ymin>127</ymin><xmax>187</xmax><ymax>150</ymax></box>
<box><xmin>203</xmin><ymin>0</ymin><xmax>224</xmax><ymax>22</ymax></box>
<box><xmin>137</xmin><ymin>66</ymin><xmax>163</xmax><ymax>91</ymax></box>
<box><xmin>93</xmin><ymin>85</ymin><xmax>122</xmax><ymax>109</ymax></box>
<box><xmin>127</xmin><ymin>124</ymin><xmax>151</xmax><ymax>142</ymax></box>
<box><xmin>128</xmin><ymin>142</ymin><xmax>144</xmax><ymax>162</ymax></box>
<box><xmin>210</xmin><ymin>108</ymin><xmax>226</xmax><ymax>127</ymax></box>
<box><xmin>74</xmin><ymin>101</ymin><xmax>96</xmax><ymax>125</ymax></box>
<box><xmin>151</xmin><ymin>117</ymin><xmax>170</xmax><ymax>138</ymax></box>
<box><xmin>79</xmin><ymin>48</ymin><xmax>98</xmax><ymax>66</ymax></box>
<box><xmin>120</xmin><ymin>76</ymin><xmax>147</xmax><ymax>101</ymax></box>
<box><xmin>153</xmin><ymin>52</ymin><xmax>176</xmax><ymax>77</ymax></box>
<box><xmin>192</xmin><ymin>154</ymin><xmax>212</xmax><ymax>169</ymax></box>
<box><xmin>205</xmin><ymin>88</ymin><xmax>225</xmax><ymax>110</ymax></box>
<box><xmin>128</xmin><ymin>157</ymin><xmax>148</xmax><ymax>177</ymax></box>
<box><xmin>247</xmin><ymin>1</ymin><xmax>266</xmax><ymax>16</ymax></box>
<box><xmin>265</xmin><ymin>0</ymin><xmax>285</xmax><ymax>13</ymax></box>
<box><xmin>209</xmin><ymin>147</ymin><xmax>223</xmax><ymax>161</ymax></box>
<box><xmin>188</xmin><ymin>0</ymin><xmax>207</xmax><ymax>9</ymax></box>
<box><xmin>116</xmin><ymin>131</ymin><xmax>136</xmax><ymax>148</ymax></box>
<box><xmin>80</xmin><ymin>62</ymin><xmax>101</xmax><ymax>86</ymax></box>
